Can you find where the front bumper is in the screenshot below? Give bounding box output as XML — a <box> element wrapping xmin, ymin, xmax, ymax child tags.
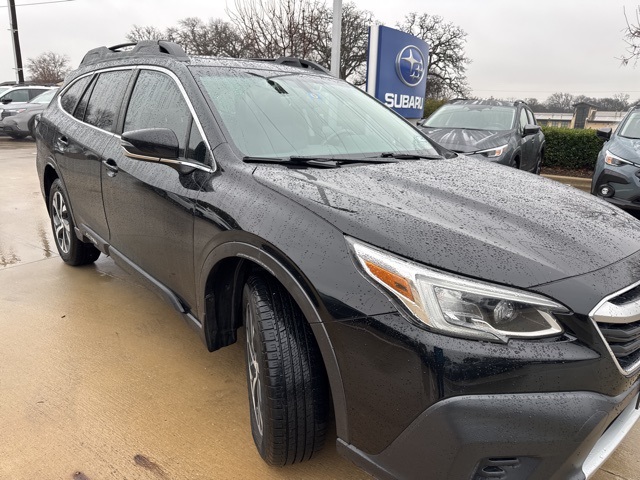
<box><xmin>591</xmin><ymin>165</ymin><xmax>640</xmax><ymax>211</ymax></box>
<box><xmin>338</xmin><ymin>383</ymin><xmax>640</xmax><ymax>480</ymax></box>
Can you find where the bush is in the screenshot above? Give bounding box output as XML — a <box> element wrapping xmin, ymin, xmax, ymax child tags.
<box><xmin>541</xmin><ymin>126</ymin><xmax>603</xmax><ymax>170</ymax></box>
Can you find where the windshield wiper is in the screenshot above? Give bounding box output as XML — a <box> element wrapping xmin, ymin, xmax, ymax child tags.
<box><xmin>243</xmin><ymin>155</ymin><xmax>398</xmax><ymax>168</ymax></box>
<box><xmin>379</xmin><ymin>152</ymin><xmax>443</xmax><ymax>160</ymax></box>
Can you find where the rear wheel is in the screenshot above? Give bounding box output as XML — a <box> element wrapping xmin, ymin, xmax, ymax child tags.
<box><xmin>48</xmin><ymin>179</ymin><xmax>100</xmax><ymax>266</ymax></box>
<box><xmin>533</xmin><ymin>151</ymin><xmax>543</xmax><ymax>175</ymax></box>
<box><xmin>243</xmin><ymin>274</ymin><xmax>329</xmax><ymax>466</ymax></box>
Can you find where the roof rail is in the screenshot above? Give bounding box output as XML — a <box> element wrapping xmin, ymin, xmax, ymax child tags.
<box><xmin>447</xmin><ymin>98</ymin><xmax>467</xmax><ymax>103</ymax></box>
<box><xmin>513</xmin><ymin>99</ymin><xmax>527</xmax><ymax>105</ymax></box>
<box><xmin>248</xmin><ymin>57</ymin><xmax>331</xmax><ymax>75</ymax></box>
<box><xmin>80</xmin><ymin>40</ymin><xmax>188</xmax><ymax>66</ymax></box>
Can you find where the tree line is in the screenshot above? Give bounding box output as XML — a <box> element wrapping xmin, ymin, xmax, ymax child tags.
<box><xmin>126</xmin><ymin>0</ymin><xmax>471</xmax><ymax>99</ymax></box>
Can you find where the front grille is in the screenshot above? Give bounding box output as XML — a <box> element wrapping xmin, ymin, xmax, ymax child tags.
<box><xmin>592</xmin><ymin>282</ymin><xmax>640</xmax><ymax>374</ymax></box>
<box><xmin>598</xmin><ymin>320</ymin><xmax>640</xmax><ymax>371</ymax></box>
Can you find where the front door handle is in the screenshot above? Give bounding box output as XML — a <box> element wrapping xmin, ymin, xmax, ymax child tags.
<box><xmin>102</xmin><ymin>158</ymin><xmax>119</xmax><ymax>177</ymax></box>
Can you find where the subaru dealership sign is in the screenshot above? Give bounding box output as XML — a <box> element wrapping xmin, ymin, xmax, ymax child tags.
<box><xmin>366</xmin><ymin>25</ymin><xmax>429</xmax><ymax>119</ymax></box>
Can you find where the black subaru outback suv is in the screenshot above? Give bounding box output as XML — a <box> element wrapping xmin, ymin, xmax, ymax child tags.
<box><xmin>36</xmin><ymin>41</ymin><xmax>640</xmax><ymax>480</ymax></box>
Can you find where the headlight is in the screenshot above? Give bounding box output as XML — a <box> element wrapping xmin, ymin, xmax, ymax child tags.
<box><xmin>475</xmin><ymin>144</ymin><xmax>508</xmax><ymax>158</ymax></box>
<box><xmin>347</xmin><ymin>238</ymin><xmax>568</xmax><ymax>343</ymax></box>
<box><xmin>604</xmin><ymin>150</ymin><xmax>638</xmax><ymax>167</ymax></box>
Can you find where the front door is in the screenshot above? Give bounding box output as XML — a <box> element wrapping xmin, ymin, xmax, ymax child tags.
<box><xmin>101</xmin><ymin>69</ymin><xmax>205</xmax><ymax>310</ymax></box>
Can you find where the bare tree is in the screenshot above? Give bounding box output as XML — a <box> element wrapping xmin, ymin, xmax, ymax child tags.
<box><xmin>227</xmin><ymin>0</ymin><xmax>326</xmax><ymax>59</ymax></box>
<box><xmin>621</xmin><ymin>6</ymin><xmax>640</xmax><ymax>66</ymax></box>
<box><xmin>545</xmin><ymin>92</ymin><xmax>575</xmax><ymax>112</ymax></box>
<box><xmin>172</xmin><ymin>17</ymin><xmax>246</xmax><ymax>57</ymax></box>
<box><xmin>26</xmin><ymin>52</ymin><xmax>71</xmax><ymax>84</ymax></box>
<box><xmin>126</xmin><ymin>25</ymin><xmax>166</xmax><ymax>42</ymax></box>
<box><xmin>313</xmin><ymin>3</ymin><xmax>375</xmax><ymax>85</ymax></box>
<box><xmin>397</xmin><ymin>13</ymin><xmax>471</xmax><ymax>99</ymax></box>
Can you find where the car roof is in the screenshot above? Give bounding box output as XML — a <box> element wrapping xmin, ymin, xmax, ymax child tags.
<box><xmin>447</xmin><ymin>99</ymin><xmax>522</xmax><ymax>108</ymax></box>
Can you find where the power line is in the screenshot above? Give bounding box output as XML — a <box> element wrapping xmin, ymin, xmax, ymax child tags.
<box><xmin>0</xmin><ymin>0</ymin><xmax>75</xmax><ymax>7</ymax></box>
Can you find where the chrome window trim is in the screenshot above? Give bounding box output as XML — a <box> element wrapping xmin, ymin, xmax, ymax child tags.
<box><xmin>589</xmin><ymin>278</ymin><xmax>640</xmax><ymax>376</ymax></box>
<box><xmin>56</xmin><ymin>65</ymin><xmax>217</xmax><ymax>172</ymax></box>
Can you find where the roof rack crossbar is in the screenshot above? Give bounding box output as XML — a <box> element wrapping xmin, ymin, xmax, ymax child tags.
<box><xmin>248</xmin><ymin>57</ymin><xmax>331</xmax><ymax>75</ymax></box>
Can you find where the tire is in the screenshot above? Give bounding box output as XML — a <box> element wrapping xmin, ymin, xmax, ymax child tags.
<box><xmin>48</xmin><ymin>179</ymin><xmax>101</xmax><ymax>266</ymax></box>
<box><xmin>533</xmin><ymin>152</ymin><xmax>543</xmax><ymax>175</ymax></box>
<box><xmin>7</xmin><ymin>133</ymin><xmax>27</xmax><ymax>140</ymax></box>
<box><xmin>243</xmin><ymin>274</ymin><xmax>329</xmax><ymax>466</ymax></box>
<box><xmin>28</xmin><ymin>117</ymin><xmax>36</xmax><ymax>138</ymax></box>
<box><xmin>508</xmin><ymin>155</ymin><xmax>520</xmax><ymax>169</ymax></box>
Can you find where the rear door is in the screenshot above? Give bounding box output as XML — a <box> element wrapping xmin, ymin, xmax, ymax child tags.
<box><xmin>53</xmin><ymin>69</ymin><xmax>132</xmax><ymax>240</ymax></box>
<box><xmin>101</xmin><ymin>68</ymin><xmax>207</xmax><ymax>310</ymax></box>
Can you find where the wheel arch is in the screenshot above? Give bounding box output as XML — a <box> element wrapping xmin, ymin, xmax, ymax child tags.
<box><xmin>43</xmin><ymin>162</ymin><xmax>59</xmax><ymax>213</ymax></box>
<box><xmin>198</xmin><ymin>236</ymin><xmax>349</xmax><ymax>441</ymax></box>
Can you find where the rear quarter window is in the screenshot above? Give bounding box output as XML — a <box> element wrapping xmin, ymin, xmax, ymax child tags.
<box><xmin>60</xmin><ymin>76</ymin><xmax>92</xmax><ymax>114</ymax></box>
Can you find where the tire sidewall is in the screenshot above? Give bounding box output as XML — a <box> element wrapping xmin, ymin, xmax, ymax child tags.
<box><xmin>49</xmin><ymin>179</ymin><xmax>78</xmax><ymax>263</ymax></box>
<box><xmin>242</xmin><ymin>283</ymin><xmax>270</xmax><ymax>457</ymax></box>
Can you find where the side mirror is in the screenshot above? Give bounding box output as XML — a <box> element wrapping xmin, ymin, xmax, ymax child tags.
<box><xmin>523</xmin><ymin>124</ymin><xmax>541</xmax><ymax>136</ymax></box>
<box><xmin>596</xmin><ymin>127</ymin><xmax>612</xmax><ymax>141</ymax></box>
<box><xmin>417</xmin><ymin>118</ymin><xmax>427</xmax><ymax>127</ymax></box>
<box><xmin>121</xmin><ymin>128</ymin><xmax>179</xmax><ymax>161</ymax></box>
<box><xmin>1</xmin><ymin>98</ymin><xmax>12</xmax><ymax>105</ymax></box>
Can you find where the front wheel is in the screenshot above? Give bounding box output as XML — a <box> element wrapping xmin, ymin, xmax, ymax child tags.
<box><xmin>243</xmin><ymin>274</ymin><xmax>329</xmax><ymax>466</ymax></box>
<box><xmin>48</xmin><ymin>179</ymin><xmax>101</xmax><ymax>266</ymax></box>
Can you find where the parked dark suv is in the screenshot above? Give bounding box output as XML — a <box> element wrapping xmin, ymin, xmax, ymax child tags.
<box><xmin>419</xmin><ymin>99</ymin><xmax>545</xmax><ymax>174</ymax></box>
<box><xmin>36</xmin><ymin>41</ymin><xmax>640</xmax><ymax>480</ymax></box>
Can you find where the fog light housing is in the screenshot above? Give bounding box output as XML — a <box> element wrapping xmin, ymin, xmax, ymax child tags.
<box><xmin>599</xmin><ymin>184</ymin><xmax>614</xmax><ymax>197</ymax></box>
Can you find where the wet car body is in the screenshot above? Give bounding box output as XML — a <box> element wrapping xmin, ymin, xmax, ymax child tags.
<box><xmin>36</xmin><ymin>42</ymin><xmax>640</xmax><ymax>479</ymax></box>
<box><xmin>592</xmin><ymin>105</ymin><xmax>640</xmax><ymax>211</ymax></box>
<box><xmin>419</xmin><ymin>99</ymin><xmax>545</xmax><ymax>174</ymax></box>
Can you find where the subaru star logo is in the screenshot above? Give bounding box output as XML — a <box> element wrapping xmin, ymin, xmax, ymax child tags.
<box><xmin>396</xmin><ymin>45</ymin><xmax>425</xmax><ymax>87</ymax></box>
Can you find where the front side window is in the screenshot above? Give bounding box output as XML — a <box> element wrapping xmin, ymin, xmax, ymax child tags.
<box><xmin>60</xmin><ymin>76</ymin><xmax>91</xmax><ymax>114</ymax></box>
<box><xmin>124</xmin><ymin>70</ymin><xmax>191</xmax><ymax>156</ymax></box>
<box><xmin>425</xmin><ymin>104</ymin><xmax>516</xmax><ymax>131</ymax></box>
<box><xmin>84</xmin><ymin>70</ymin><xmax>131</xmax><ymax>132</ymax></box>
<box><xmin>1</xmin><ymin>89</ymin><xmax>29</xmax><ymax>103</ymax></box>
<box><xmin>519</xmin><ymin>109</ymin><xmax>529</xmax><ymax>130</ymax></box>
<box><xmin>192</xmin><ymin>67</ymin><xmax>438</xmax><ymax>159</ymax></box>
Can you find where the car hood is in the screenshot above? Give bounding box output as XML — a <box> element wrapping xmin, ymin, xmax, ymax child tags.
<box><xmin>420</xmin><ymin>127</ymin><xmax>512</xmax><ymax>153</ymax></box>
<box><xmin>253</xmin><ymin>157</ymin><xmax>640</xmax><ymax>289</ymax></box>
<box><xmin>609</xmin><ymin>135</ymin><xmax>640</xmax><ymax>160</ymax></box>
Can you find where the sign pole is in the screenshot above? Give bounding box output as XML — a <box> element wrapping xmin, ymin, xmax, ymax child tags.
<box><xmin>330</xmin><ymin>0</ymin><xmax>342</xmax><ymax>78</ymax></box>
<box><xmin>7</xmin><ymin>0</ymin><xmax>25</xmax><ymax>84</ymax></box>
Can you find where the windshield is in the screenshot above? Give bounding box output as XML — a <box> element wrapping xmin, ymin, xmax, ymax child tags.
<box><xmin>191</xmin><ymin>67</ymin><xmax>438</xmax><ymax>158</ymax></box>
<box><xmin>30</xmin><ymin>89</ymin><xmax>57</xmax><ymax>104</ymax></box>
<box><xmin>618</xmin><ymin>111</ymin><xmax>640</xmax><ymax>139</ymax></box>
<box><xmin>425</xmin><ymin>104</ymin><xmax>516</xmax><ymax>131</ymax></box>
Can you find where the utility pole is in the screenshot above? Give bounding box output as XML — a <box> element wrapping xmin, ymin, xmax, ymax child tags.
<box><xmin>7</xmin><ymin>0</ymin><xmax>24</xmax><ymax>84</ymax></box>
<box><xmin>330</xmin><ymin>0</ymin><xmax>342</xmax><ymax>78</ymax></box>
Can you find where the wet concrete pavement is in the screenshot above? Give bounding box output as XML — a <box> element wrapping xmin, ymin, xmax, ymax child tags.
<box><xmin>0</xmin><ymin>137</ymin><xmax>638</xmax><ymax>479</ymax></box>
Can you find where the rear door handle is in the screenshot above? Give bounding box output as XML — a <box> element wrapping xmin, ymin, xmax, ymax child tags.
<box><xmin>102</xmin><ymin>158</ymin><xmax>119</xmax><ymax>177</ymax></box>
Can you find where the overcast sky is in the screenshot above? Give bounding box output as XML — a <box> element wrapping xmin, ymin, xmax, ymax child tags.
<box><xmin>1</xmin><ymin>0</ymin><xmax>639</xmax><ymax>101</ymax></box>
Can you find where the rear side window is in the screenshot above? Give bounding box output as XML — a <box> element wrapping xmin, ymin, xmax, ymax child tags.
<box><xmin>28</xmin><ymin>88</ymin><xmax>48</xmax><ymax>100</ymax></box>
<box><xmin>60</xmin><ymin>76</ymin><xmax>91</xmax><ymax>114</ymax></box>
<box><xmin>124</xmin><ymin>70</ymin><xmax>191</xmax><ymax>155</ymax></box>
<box><xmin>84</xmin><ymin>70</ymin><xmax>131</xmax><ymax>133</ymax></box>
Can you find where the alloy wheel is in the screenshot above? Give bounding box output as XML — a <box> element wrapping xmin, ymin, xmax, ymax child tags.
<box><xmin>245</xmin><ymin>302</ymin><xmax>264</xmax><ymax>436</ymax></box>
<box><xmin>52</xmin><ymin>191</ymin><xmax>71</xmax><ymax>254</ymax></box>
